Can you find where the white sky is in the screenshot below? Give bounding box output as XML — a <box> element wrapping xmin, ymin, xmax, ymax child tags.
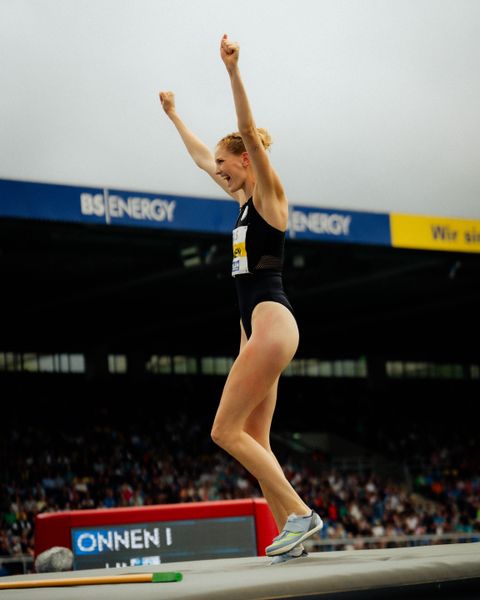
<box><xmin>1</xmin><ymin>0</ymin><xmax>479</xmax><ymax>218</ymax></box>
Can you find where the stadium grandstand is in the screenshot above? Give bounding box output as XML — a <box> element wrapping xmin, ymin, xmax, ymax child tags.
<box><xmin>1</xmin><ymin>179</ymin><xmax>479</xmax><ymax>584</ymax></box>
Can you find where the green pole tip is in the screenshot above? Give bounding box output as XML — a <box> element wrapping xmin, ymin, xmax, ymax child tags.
<box><xmin>152</xmin><ymin>572</ymin><xmax>183</xmax><ymax>583</ymax></box>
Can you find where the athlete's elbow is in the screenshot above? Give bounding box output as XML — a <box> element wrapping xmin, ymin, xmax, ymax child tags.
<box><xmin>190</xmin><ymin>149</ymin><xmax>212</xmax><ymax>171</ymax></box>
<box><xmin>238</xmin><ymin>125</ymin><xmax>256</xmax><ymax>140</ymax></box>
<box><xmin>193</xmin><ymin>157</ymin><xmax>210</xmax><ymax>172</ymax></box>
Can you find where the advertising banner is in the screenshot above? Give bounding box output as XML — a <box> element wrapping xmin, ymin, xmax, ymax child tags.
<box><xmin>3</xmin><ymin>178</ymin><xmax>478</xmax><ymax>253</ymax></box>
<box><xmin>391</xmin><ymin>213</ymin><xmax>480</xmax><ymax>253</ymax></box>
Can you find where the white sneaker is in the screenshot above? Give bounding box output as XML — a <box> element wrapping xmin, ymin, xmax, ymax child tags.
<box><xmin>265</xmin><ymin>510</ymin><xmax>323</xmax><ymax>556</ymax></box>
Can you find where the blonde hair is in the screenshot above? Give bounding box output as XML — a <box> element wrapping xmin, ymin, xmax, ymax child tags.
<box><xmin>217</xmin><ymin>128</ymin><xmax>272</xmax><ymax>154</ymax></box>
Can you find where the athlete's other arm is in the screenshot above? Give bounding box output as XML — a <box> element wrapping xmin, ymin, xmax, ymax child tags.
<box><xmin>220</xmin><ymin>35</ymin><xmax>286</xmax><ymax>209</ymax></box>
<box><xmin>159</xmin><ymin>91</ymin><xmax>241</xmax><ymax>202</ymax></box>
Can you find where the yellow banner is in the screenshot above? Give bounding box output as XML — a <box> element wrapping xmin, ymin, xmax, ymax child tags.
<box><xmin>390</xmin><ymin>214</ymin><xmax>480</xmax><ymax>253</ymax></box>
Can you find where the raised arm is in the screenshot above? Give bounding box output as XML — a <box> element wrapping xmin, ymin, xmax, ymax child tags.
<box><xmin>220</xmin><ymin>35</ymin><xmax>285</xmax><ymax>203</ymax></box>
<box><xmin>159</xmin><ymin>91</ymin><xmax>241</xmax><ymax>201</ymax></box>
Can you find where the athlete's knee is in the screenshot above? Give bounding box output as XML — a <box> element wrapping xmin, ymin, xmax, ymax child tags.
<box><xmin>210</xmin><ymin>422</ymin><xmax>241</xmax><ymax>451</ymax></box>
<box><xmin>210</xmin><ymin>424</ymin><xmax>223</xmax><ymax>447</ymax></box>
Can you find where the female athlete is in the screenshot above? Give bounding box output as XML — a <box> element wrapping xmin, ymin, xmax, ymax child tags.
<box><xmin>159</xmin><ymin>34</ymin><xmax>322</xmax><ymax>561</ymax></box>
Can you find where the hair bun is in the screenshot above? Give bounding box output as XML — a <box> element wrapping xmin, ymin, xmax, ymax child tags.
<box><xmin>256</xmin><ymin>128</ymin><xmax>272</xmax><ymax>151</ymax></box>
<box><xmin>217</xmin><ymin>128</ymin><xmax>272</xmax><ymax>154</ymax></box>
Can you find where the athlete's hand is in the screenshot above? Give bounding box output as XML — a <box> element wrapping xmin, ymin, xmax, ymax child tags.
<box><xmin>220</xmin><ymin>34</ymin><xmax>239</xmax><ymax>72</ymax></box>
<box><xmin>159</xmin><ymin>91</ymin><xmax>176</xmax><ymax>117</ymax></box>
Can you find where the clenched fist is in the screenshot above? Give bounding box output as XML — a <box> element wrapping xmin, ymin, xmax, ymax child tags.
<box><xmin>159</xmin><ymin>91</ymin><xmax>176</xmax><ymax>116</ymax></box>
<box><xmin>220</xmin><ymin>34</ymin><xmax>239</xmax><ymax>72</ymax></box>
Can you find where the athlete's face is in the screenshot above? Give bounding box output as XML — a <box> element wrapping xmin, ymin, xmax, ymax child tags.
<box><xmin>215</xmin><ymin>147</ymin><xmax>248</xmax><ymax>193</ymax></box>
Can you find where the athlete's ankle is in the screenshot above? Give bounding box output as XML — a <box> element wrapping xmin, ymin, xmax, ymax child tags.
<box><xmin>287</xmin><ymin>507</ymin><xmax>312</xmax><ymax>519</ymax></box>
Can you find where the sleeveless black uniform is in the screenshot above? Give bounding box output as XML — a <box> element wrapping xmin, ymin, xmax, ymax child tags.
<box><xmin>232</xmin><ymin>197</ymin><xmax>295</xmax><ymax>338</ymax></box>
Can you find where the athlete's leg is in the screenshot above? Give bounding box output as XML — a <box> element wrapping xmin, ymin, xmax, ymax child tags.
<box><xmin>244</xmin><ymin>376</ymin><xmax>290</xmax><ymax>532</ymax></box>
<box><xmin>237</xmin><ymin>320</ymin><xmax>289</xmax><ymax>531</ymax></box>
<box><xmin>211</xmin><ymin>302</ymin><xmax>310</xmax><ymax>517</ymax></box>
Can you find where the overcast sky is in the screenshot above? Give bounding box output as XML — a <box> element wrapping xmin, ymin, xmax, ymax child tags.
<box><xmin>1</xmin><ymin>0</ymin><xmax>479</xmax><ymax>218</ymax></box>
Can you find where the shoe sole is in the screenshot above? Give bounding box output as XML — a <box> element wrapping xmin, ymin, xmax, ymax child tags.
<box><xmin>269</xmin><ymin>550</ymin><xmax>308</xmax><ymax>565</ymax></box>
<box><xmin>266</xmin><ymin>520</ymin><xmax>323</xmax><ymax>556</ymax></box>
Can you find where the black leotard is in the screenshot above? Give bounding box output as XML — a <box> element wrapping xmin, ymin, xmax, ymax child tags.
<box><xmin>231</xmin><ymin>197</ymin><xmax>295</xmax><ymax>338</ymax></box>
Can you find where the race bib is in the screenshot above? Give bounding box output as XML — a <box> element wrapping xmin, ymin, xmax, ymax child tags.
<box><xmin>232</xmin><ymin>225</ymin><xmax>249</xmax><ymax>276</ymax></box>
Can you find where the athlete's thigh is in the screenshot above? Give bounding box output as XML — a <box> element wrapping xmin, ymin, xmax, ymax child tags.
<box><xmin>250</xmin><ymin>301</ymin><xmax>299</xmax><ymax>365</ymax></box>
<box><xmin>213</xmin><ymin>336</ymin><xmax>285</xmax><ymax>434</ymax></box>
<box><xmin>213</xmin><ymin>306</ymin><xmax>296</xmax><ymax>433</ymax></box>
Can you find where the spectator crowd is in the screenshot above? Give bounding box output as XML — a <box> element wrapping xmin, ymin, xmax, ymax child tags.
<box><xmin>1</xmin><ymin>411</ymin><xmax>479</xmax><ymax>574</ymax></box>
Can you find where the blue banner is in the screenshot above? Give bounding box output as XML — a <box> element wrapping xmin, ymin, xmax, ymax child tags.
<box><xmin>0</xmin><ymin>178</ymin><xmax>391</xmax><ymax>247</ymax></box>
<box><xmin>0</xmin><ymin>178</ymin><xmax>237</xmax><ymax>234</ymax></box>
<box><xmin>287</xmin><ymin>204</ymin><xmax>390</xmax><ymax>246</ymax></box>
